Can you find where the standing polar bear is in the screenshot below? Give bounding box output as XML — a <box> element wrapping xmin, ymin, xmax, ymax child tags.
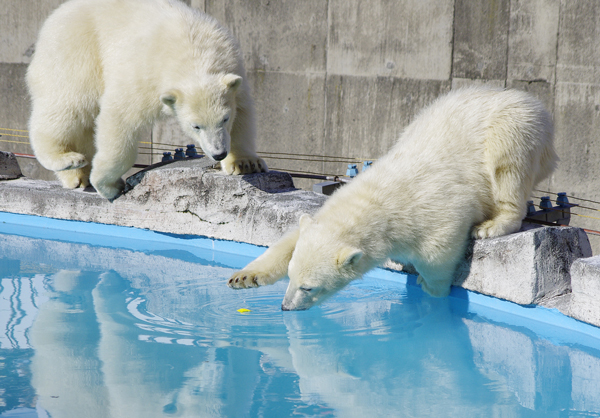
<box><xmin>229</xmin><ymin>88</ymin><xmax>557</xmax><ymax>311</ymax></box>
<box><xmin>27</xmin><ymin>0</ymin><xmax>266</xmax><ymax>200</ymax></box>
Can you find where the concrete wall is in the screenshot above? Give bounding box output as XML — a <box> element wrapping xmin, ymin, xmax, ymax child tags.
<box><xmin>1</xmin><ymin>0</ymin><xmax>600</xmax><ymax>251</ymax></box>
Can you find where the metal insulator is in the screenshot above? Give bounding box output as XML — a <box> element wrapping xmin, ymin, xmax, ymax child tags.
<box><xmin>174</xmin><ymin>148</ymin><xmax>186</xmax><ymax>160</ymax></box>
<box><xmin>186</xmin><ymin>144</ymin><xmax>198</xmax><ymax>158</ymax></box>
<box><xmin>556</xmin><ymin>192</ymin><xmax>569</xmax><ymax>207</ymax></box>
<box><xmin>540</xmin><ymin>196</ymin><xmax>552</xmax><ymax>211</ymax></box>
<box><xmin>526</xmin><ymin>200</ymin><xmax>536</xmax><ymax>215</ymax></box>
<box><xmin>346</xmin><ymin>164</ymin><xmax>358</xmax><ymax>178</ymax></box>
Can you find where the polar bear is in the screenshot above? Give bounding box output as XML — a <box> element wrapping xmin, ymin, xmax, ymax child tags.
<box><xmin>27</xmin><ymin>0</ymin><xmax>266</xmax><ymax>200</ymax></box>
<box><xmin>228</xmin><ymin>88</ymin><xmax>557</xmax><ymax>310</ymax></box>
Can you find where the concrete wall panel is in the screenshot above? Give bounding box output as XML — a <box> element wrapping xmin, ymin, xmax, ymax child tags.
<box><xmin>552</xmin><ymin>82</ymin><xmax>600</xmax><ymax>201</ymax></box>
<box><xmin>453</xmin><ymin>0</ymin><xmax>510</xmax><ymax>80</ymax></box>
<box><xmin>506</xmin><ymin>79</ymin><xmax>554</xmax><ymax>116</ymax></box>
<box><xmin>557</xmin><ymin>0</ymin><xmax>600</xmax><ymax>84</ymax></box>
<box><xmin>0</xmin><ymin>0</ymin><xmax>66</xmax><ymax>64</ymax></box>
<box><xmin>507</xmin><ymin>0</ymin><xmax>560</xmax><ymax>83</ymax></box>
<box><xmin>323</xmin><ymin>75</ymin><xmax>451</xmax><ymax>175</ymax></box>
<box><xmin>206</xmin><ymin>0</ymin><xmax>328</xmax><ymax>73</ymax></box>
<box><xmin>246</xmin><ymin>70</ymin><xmax>326</xmax><ymax>188</ymax></box>
<box><xmin>0</xmin><ymin>62</ymin><xmax>53</xmax><ymax>180</ymax></box>
<box><xmin>327</xmin><ymin>0</ymin><xmax>454</xmax><ymax>80</ymax></box>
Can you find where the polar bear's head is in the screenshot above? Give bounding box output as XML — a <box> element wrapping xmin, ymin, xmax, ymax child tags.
<box><xmin>282</xmin><ymin>214</ymin><xmax>366</xmax><ymax>311</ymax></box>
<box><xmin>160</xmin><ymin>73</ymin><xmax>242</xmax><ymax>162</ymax></box>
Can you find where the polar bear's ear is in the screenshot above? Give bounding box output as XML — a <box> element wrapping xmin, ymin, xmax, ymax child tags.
<box><xmin>336</xmin><ymin>247</ymin><xmax>363</xmax><ymax>269</ymax></box>
<box><xmin>222</xmin><ymin>74</ymin><xmax>243</xmax><ymax>91</ymax></box>
<box><xmin>299</xmin><ymin>214</ymin><xmax>313</xmax><ymax>231</ymax></box>
<box><xmin>160</xmin><ymin>90</ymin><xmax>181</xmax><ymax>109</ymax></box>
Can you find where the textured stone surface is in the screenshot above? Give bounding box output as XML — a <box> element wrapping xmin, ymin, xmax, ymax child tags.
<box><xmin>0</xmin><ymin>159</ymin><xmax>326</xmax><ymax>246</ymax></box>
<box><xmin>0</xmin><ymin>151</ymin><xmax>22</xmax><ymax>179</ymax></box>
<box><xmin>454</xmin><ymin>226</ymin><xmax>593</xmax><ymax>305</ymax></box>
<box><xmin>569</xmin><ymin>256</ymin><xmax>600</xmax><ymax>325</ymax></box>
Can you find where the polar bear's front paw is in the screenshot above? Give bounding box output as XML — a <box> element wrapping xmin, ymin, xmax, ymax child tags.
<box><xmin>91</xmin><ymin>177</ymin><xmax>125</xmax><ymax>201</ymax></box>
<box><xmin>56</xmin><ymin>168</ymin><xmax>90</xmax><ymax>189</ymax></box>
<box><xmin>471</xmin><ymin>218</ymin><xmax>521</xmax><ymax>239</ymax></box>
<box><xmin>221</xmin><ymin>155</ymin><xmax>268</xmax><ymax>175</ymax></box>
<box><xmin>52</xmin><ymin>152</ymin><xmax>88</xmax><ymax>171</ymax></box>
<box><xmin>228</xmin><ymin>270</ymin><xmax>271</xmax><ymax>289</ymax></box>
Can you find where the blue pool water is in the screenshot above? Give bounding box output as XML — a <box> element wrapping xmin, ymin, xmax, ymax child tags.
<box><xmin>1</xmin><ymin>213</ymin><xmax>600</xmax><ymax>417</ymax></box>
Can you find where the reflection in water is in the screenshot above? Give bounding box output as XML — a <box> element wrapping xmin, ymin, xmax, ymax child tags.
<box><xmin>1</xmin><ymin>232</ymin><xmax>600</xmax><ymax>417</ymax></box>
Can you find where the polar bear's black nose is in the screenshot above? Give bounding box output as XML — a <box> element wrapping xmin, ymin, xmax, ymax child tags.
<box><xmin>212</xmin><ymin>151</ymin><xmax>228</xmax><ymax>161</ymax></box>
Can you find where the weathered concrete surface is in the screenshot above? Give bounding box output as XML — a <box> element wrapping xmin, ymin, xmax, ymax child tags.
<box><xmin>452</xmin><ymin>0</ymin><xmax>510</xmax><ymax>81</ymax></box>
<box><xmin>206</xmin><ymin>0</ymin><xmax>328</xmax><ymax>74</ymax></box>
<box><xmin>556</xmin><ymin>0</ymin><xmax>600</xmax><ymax>85</ymax></box>
<box><xmin>0</xmin><ymin>159</ymin><xmax>326</xmax><ymax>246</ymax></box>
<box><xmin>454</xmin><ymin>226</ymin><xmax>592</xmax><ymax>305</ymax></box>
<box><xmin>0</xmin><ymin>151</ymin><xmax>22</xmax><ymax>179</ymax></box>
<box><xmin>327</xmin><ymin>0</ymin><xmax>454</xmax><ymax>80</ymax></box>
<box><xmin>507</xmin><ymin>0</ymin><xmax>560</xmax><ymax>84</ymax></box>
<box><xmin>322</xmin><ymin>76</ymin><xmax>451</xmax><ymax>175</ymax></box>
<box><xmin>552</xmin><ymin>83</ymin><xmax>600</xmax><ymax>227</ymax></box>
<box><xmin>0</xmin><ymin>0</ymin><xmax>66</xmax><ymax>64</ymax></box>
<box><xmin>570</xmin><ymin>256</ymin><xmax>600</xmax><ymax>325</ymax></box>
<box><xmin>246</xmin><ymin>71</ymin><xmax>327</xmax><ymax>190</ymax></box>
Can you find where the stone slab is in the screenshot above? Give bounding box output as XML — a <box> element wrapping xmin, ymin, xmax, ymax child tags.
<box><xmin>454</xmin><ymin>226</ymin><xmax>592</xmax><ymax>305</ymax></box>
<box><xmin>569</xmin><ymin>256</ymin><xmax>600</xmax><ymax>325</ymax></box>
<box><xmin>0</xmin><ymin>159</ymin><xmax>326</xmax><ymax>247</ymax></box>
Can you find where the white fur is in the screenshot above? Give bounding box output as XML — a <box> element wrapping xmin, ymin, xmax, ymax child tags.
<box><xmin>229</xmin><ymin>88</ymin><xmax>557</xmax><ymax>310</ymax></box>
<box><xmin>27</xmin><ymin>0</ymin><xmax>266</xmax><ymax>200</ymax></box>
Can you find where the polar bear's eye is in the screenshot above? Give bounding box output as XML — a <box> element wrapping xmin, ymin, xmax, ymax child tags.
<box><xmin>191</xmin><ymin>124</ymin><xmax>204</xmax><ymax>131</ymax></box>
<box><xmin>300</xmin><ymin>287</ymin><xmax>313</xmax><ymax>292</ymax></box>
<box><xmin>222</xmin><ymin>115</ymin><xmax>230</xmax><ymax>124</ymax></box>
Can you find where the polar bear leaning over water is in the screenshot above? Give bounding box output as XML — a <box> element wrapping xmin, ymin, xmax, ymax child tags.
<box><xmin>228</xmin><ymin>87</ymin><xmax>557</xmax><ymax>311</ymax></box>
<box><xmin>27</xmin><ymin>0</ymin><xmax>266</xmax><ymax>200</ymax></box>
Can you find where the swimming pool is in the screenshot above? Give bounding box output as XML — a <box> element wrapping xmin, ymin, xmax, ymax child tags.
<box><xmin>1</xmin><ymin>213</ymin><xmax>600</xmax><ymax>417</ymax></box>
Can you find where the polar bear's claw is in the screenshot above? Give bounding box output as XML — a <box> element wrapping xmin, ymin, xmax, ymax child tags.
<box><xmin>228</xmin><ymin>271</ymin><xmax>261</xmax><ymax>289</ymax></box>
<box><xmin>222</xmin><ymin>156</ymin><xmax>268</xmax><ymax>175</ymax></box>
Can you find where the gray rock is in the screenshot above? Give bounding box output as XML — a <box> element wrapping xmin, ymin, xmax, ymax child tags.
<box><xmin>454</xmin><ymin>226</ymin><xmax>592</xmax><ymax>305</ymax></box>
<box><xmin>569</xmin><ymin>256</ymin><xmax>600</xmax><ymax>326</ymax></box>
<box><xmin>0</xmin><ymin>151</ymin><xmax>22</xmax><ymax>180</ymax></box>
<box><xmin>0</xmin><ymin>159</ymin><xmax>326</xmax><ymax>246</ymax></box>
